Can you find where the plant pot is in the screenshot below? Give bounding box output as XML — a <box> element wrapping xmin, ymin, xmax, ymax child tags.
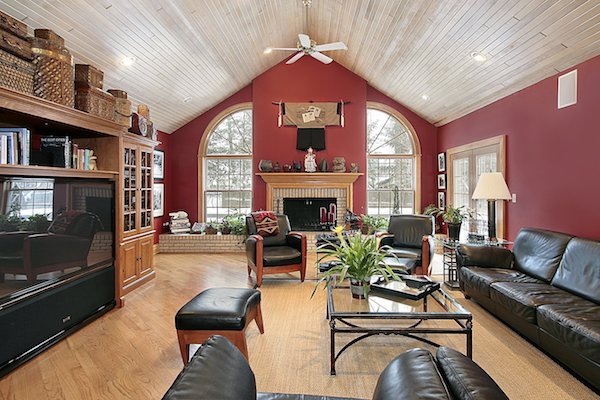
<box><xmin>205</xmin><ymin>226</ymin><xmax>218</xmax><ymax>235</ymax></box>
<box><xmin>350</xmin><ymin>279</ymin><xmax>370</xmax><ymax>299</ymax></box>
<box><xmin>360</xmin><ymin>225</ymin><xmax>370</xmax><ymax>235</ymax></box>
<box><xmin>447</xmin><ymin>222</ymin><xmax>462</xmax><ymax>241</ymax></box>
<box><xmin>221</xmin><ymin>226</ymin><xmax>231</xmax><ymax>235</ymax></box>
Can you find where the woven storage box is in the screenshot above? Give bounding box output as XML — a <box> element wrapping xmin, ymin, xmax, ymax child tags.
<box><xmin>114</xmin><ymin>97</ymin><xmax>132</xmax><ymax>126</ymax></box>
<box><xmin>75</xmin><ymin>64</ymin><xmax>103</xmax><ymax>89</ymax></box>
<box><xmin>0</xmin><ymin>29</ymin><xmax>33</xmax><ymax>60</ymax></box>
<box><xmin>33</xmin><ymin>29</ymin><xmax>64</xmax><ymax>46</ymax></box>
<box><xmin>0</xmin><ymin>10</ymin><xmax>28</xmax><ymax>39</ymax></box>
<box><xmin>75</xmin><ymin>83</ymin><xmax>115</xmax><ymax>120</ymax></box>
<box><xmin>107</xmin><ymin>89</ymin><xmax>127</xmax><ymax>99</ymax></box>
<box><xmin>30</xmin><ymin>36</ymin><xmax>74</xmax><ymax>107</ymax></box>
<box><xmin>0</xmin><ymin>48</ymin><xmax>34</xmax><ymax>94</ymax></box>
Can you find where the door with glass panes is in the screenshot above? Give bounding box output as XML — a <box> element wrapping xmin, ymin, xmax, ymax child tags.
<box><xmin>446</xmin><ymin>136</ymin><xmax>506</xmax><ymax>240</ymax></box>
<box><xmin>123</xmin><ymin>142</ymin><xmax>153</xmax><ymax>238</ymax></box>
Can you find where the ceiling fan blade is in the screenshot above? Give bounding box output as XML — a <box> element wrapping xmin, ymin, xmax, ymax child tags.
<box><xmin>298</xmin><ymin>33</ymin><xmax>311</xmax><ymax>48</ymax></box>
<box><xmin>314</xmin><ymin>42</ymin><xmax>347</xmax><ymax>52</ymax></box>
<box><xmin>269</xmin><ymin>47</ymin><xmax>298</xmax><ymax>51</ymax></box>
<box><xmin>310</xmin><ymin>51</ymin><xmax>333</xmax><ymax>64</ymax></box>
<box><xmin>286</xmin><ymin>52</ymin><xmax>305</xmax><ymax>64</ymax></box>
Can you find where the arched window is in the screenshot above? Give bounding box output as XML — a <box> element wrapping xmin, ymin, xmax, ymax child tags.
<box><xmin>366</xmin><ymin>104</ymin><xmax>420</xmax><ymax>217</ymax></box>
<box><xmin>201</xmin><ymin>106</ymin><xmax>252</xmax><ymax>221</ymax></box>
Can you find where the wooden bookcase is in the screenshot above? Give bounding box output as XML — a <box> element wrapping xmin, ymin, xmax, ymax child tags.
<box><xmin>0</xmin><ymin>86</ymin><xmax>157</xmax><ymax>307</ymax></box>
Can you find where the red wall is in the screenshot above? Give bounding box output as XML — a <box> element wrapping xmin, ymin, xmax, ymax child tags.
<box><xmin>438</xmin><ymin>54</ymin><xmax>600</xmax><ymax>241</ymax></box>
<box><xmin>167</xmin><ymin>57</ymin><xmax>437</xmax><ymax>225</ymax></box>
<box><xmin>153</xmin><ymin>130</ymin><xmax>170</xmax><ymax>243</ymax></box>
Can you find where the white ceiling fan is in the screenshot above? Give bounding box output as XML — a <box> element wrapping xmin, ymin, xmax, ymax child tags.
<box><xmin>266</xmin><ymin>33</ymin><xmax>347</xmax><ymax>65</ymax></box>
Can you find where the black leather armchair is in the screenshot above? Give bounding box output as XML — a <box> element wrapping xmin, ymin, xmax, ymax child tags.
<box><xmin>163</xmin><ymin>335</ymin><xmax>509</xmax><ymax>400</ymax></box>
<box><xmin>379</xmin><ymin>214</ymin><xmax>435</xmax><ymax>275</ymax></box>
<box><xmin>245</xmin><ymin>215</ymin><xmax>306</xmax><ymax>287</ymax></box>
<box><xmin>0</xmin><ymin>211</ymin><xmax>101</xmax><ymax>283</ymax></box>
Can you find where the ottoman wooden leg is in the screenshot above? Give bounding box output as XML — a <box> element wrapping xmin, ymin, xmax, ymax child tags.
<box><xmin>177</xmin><ymin>330</ymin><xmax>191</xmax><ymax>365</ymax></box>
<box><xmin>255</xmin><ymin>303</ymin><xmax>264</xmax><ymax>334</ymax></box>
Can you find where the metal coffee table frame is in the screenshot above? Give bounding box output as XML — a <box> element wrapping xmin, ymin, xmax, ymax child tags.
<box><xmin>326</xmin><ymin>279</ymin><xmax>472</xmax><ymax>375</ymax></box>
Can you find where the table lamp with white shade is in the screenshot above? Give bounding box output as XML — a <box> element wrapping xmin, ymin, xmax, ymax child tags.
<box><xmin>472</xmin><ymin>172</ymin><xmax>511</xmax><ymax>241</ymax></box>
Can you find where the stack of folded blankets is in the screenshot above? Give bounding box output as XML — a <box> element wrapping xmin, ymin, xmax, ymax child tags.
<box><xmin>169</xmin><ymin>211</ymin><xmax>190</xmax><ymax>234</ymax></box>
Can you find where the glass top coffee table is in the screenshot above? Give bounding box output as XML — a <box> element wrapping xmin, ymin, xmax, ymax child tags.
<box><xmin>326</xmin><ymin>276</ymin><xmax>472</xmax><ymax>375</ymax></box>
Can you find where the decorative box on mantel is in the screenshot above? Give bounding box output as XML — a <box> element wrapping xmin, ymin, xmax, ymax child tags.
<box><xmin>257</xmin><ymin>172</ymin><xmax>363</xmax><ymax>225</ymax></box>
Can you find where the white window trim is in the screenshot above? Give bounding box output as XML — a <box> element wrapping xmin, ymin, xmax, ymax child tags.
<box><xmin>198</xmin><ymin>102</ymin><xmax>253</xmax><ymax>222</ymax></box>
<box><xmin>366</xmin><ymin>102</ymin><xmax>422</xmax><ymax>215</ymax></box>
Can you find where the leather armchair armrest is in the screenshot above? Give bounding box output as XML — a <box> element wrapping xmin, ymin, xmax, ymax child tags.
<box><xmin>0</xmin><ymin>231</ymin><xmax>31</xmax><ymax>252</ymax></box>
<box><xmin>379</xmin><ymin>234</ymin><xmax>394</xmax><ymax>248</ymax></box>
<box><xmin>286</xmin><ymin>232</ymin><xmax>306</xmax><ymax>252</ymax></box>
<box><xmin>422</xmin><ymin>235</ymin><xmax>435</xmax><ymax>275</ymax></box>
<box><xmin>245</xmin><ymin>234</ymin><xmax>263</xmax><ymax>265</ymax></box>
<box><xmin>456</xmin><ymin>244</ymin><xmax>514</xmax><ymax>271</ymax></box>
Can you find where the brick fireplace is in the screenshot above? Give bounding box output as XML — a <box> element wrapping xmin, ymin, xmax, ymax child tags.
<box><xmin>257</xmin><ymin>172</ymin><xmax>362</xmax><ymax>228</ymax></box>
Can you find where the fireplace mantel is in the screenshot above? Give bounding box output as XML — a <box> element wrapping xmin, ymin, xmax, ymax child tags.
<box><xmin>257</xmin><ymin>172</ymin><xmax>363</xmax><ymax>216</ymax></box>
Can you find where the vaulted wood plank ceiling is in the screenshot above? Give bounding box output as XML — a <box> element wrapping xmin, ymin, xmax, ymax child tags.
<box><xmin>1</xmin><ymin>0</ymin><xmax>599</xmax><ymax>132</ymax></box>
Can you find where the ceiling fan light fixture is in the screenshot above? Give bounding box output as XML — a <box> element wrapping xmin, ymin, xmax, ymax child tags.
<box><xmin>421</xmin><ymin>94</ymin><xmax>429</xmax><ymax>101</ymax></box>
<box><xmin>183</xmin><ymin>96</ymin><xmax>193</xmax><ymax>103</ymax></box>
<box><xmin>470</xmin><ymin>52</ymin><xmax>487</xmax><ymax>62</ymax></box>
<box><xmin>264</xmin><ymin>47</ymin><xmax>272</xmax><ymax>54</ymax></box>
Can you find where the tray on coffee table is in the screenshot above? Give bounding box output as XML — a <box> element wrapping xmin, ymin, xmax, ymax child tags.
<box><xmin>370</xmin><ymin>275</ymin><xmax>440</xmax><ymax>300</ymax></box>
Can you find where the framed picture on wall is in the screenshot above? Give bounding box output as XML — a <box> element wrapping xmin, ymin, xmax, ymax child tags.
<box><xmin>437</xmin><ymin>174</ymin><xmax>447</xmax><ymax>189</ymax></box>
<box><xmin>153</xmin><ymin>183</ymin><xmax>164</xmax><ymax>217</ymax></box>
<box><xmin>437</xmin><ymin>152</ymin><xmax>446</xmax><ymax>172</ymax></box>
<box><xmin>153</xmin><ymin>150</ymin><xmax>165</xmax><ymax>180</ymax></box>
<box><xmin>437</xmin><ymin>191</ymin><xmax>446</xmax><ymax>210</ymax></box>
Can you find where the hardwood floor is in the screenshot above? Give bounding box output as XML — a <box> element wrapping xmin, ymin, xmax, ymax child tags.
<box><xmin>0</xmin><ymin>252</ymin><xmax>597</xmax><ymax>399</ymax></box>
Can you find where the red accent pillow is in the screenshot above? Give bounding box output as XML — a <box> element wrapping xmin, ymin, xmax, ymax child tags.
<box><xmin>251</xmin><ymin>211</ymin><xmax>279</xmax><ymax>237</ymax></box>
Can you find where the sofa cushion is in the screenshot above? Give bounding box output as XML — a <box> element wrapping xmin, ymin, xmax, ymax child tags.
<box><xmin>247</xmin><ymin>215</ymin><xmax>291</xmax><ymax>246</ymax></box>
<box><xmin>436</xmin><ymin>347</ymin><xmax>508</xmax><ymax>400</ymax></box>
<box><xmin>512</xmin><ymin>228</ymin><xmax>572</xmax><ymax>282</ymax></box>
<box><xmin>372</xmin><ymin>348</ymin><xmax>450</xmax><ymax>400</ymax></box>
<box><xmin>551</xmin><ymin>237</ymin><xmax>600</xmax><ymax>304</ymax></box>
<box><xmin>460</xmin><ymin>267</ymin><xmax>542</xmax><ymax>299</ymax></box>
<box><xmin>263</xmin><ymin>246</ymin><xmax>302</xmax><ymax>267</ymax></box>
<box><xmin>537</xmin><ymin>303</ymin><xmax>600</xmax><ymax>363</ymax></box>
<box><xmin>162</xmin><ymin>335</ymin><xmax>256</xmax><ymax>400</ymax></box>
<box><xmin>489</xmin><ymin>282</ymin><xmax>585</xmax><ymax>324</ymax></box>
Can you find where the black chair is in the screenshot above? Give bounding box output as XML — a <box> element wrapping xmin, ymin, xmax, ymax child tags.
<box><xmin>0</xmin><ymin>211</ymin><xmax>101</xmax><ymax>283</ymax></box>
<box><xmin>245</xmin><ymin>214</ymin><xmax>306</xmax><ymax>287</ymax></box>
<box><xmin>379</xmin><ymin>214</ymin><xmax>435</xmax><ymax>275</ymax></box>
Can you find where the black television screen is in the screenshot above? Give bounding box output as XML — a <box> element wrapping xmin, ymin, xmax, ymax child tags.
<box><xmin>0</xmin><ymin>176</ymin><xmax>115</xmax><ymax>305</ymax></box>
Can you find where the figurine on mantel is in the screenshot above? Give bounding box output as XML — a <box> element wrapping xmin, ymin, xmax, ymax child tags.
<box><xmin>304</xmin><ymin>147</ymin><xmax>317</xmax><ymax>173</ymax></box>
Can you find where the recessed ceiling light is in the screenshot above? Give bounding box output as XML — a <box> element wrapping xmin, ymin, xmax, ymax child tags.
<box><xmin>264</xmin><ymin>47</ymin><xmax>272</xmax><ymax>54</ymax></box>
<box><xmin>120</xmin><ymin>56</ymin><xmax>136</xmax><ymax>66</ymax></box>
<box><xmin>183</xmin><ymin>96</ymin><xmax>193</xmax><ymax>103</ymax></box>
<box><xmin>421</xmin><ymin>94</ymin><xmax>429</xmax><ymax>101</ymax></box>
<box><xmin>470</xmin><ymin>52</ymin><xmax>487</xmax><ymax>62</ymax></box>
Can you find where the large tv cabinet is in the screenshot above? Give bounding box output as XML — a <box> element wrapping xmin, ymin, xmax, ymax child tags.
<box><xmin>0</xmin><ymin>86</ymin><xmax>157</xmax><ymax>305</ymax></box>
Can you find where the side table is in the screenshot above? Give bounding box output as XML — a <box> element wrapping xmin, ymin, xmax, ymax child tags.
<box><xmin>439</xmin><ymin>239</ymin><xmax>512</xmax><ymax>289</ymax></box>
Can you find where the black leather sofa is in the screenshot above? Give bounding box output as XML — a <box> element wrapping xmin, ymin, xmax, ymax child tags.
<box><xmin>163</xmin><ymin>335</ymin><xmax>508</xmax><ymax>400</ymax></box>
<box><xmin>456</xmin><ymin>227</ymin><xmax>600</xmax><ymax>391</ymax></box>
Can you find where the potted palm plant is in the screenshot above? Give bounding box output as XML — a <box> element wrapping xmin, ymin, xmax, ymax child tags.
<box><xmin>425</xmin><ymin>205</ymin><xmax>470</xmax><ymax>241</ymax></box>
<box><xmin>314</xmin><ymin>227</ymin><xmax>400</xmax><ymax>299</ymax></box>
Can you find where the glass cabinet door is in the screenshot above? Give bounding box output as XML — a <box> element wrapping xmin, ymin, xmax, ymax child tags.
<box><xmin>140</xmin><ymin>149</ymin><xmax>153</xmax><ymax>229</ymax></box>
<box><xmin>123</xmin><ymin>147</ymin><xmax>137</xmax><ymax>233</ymax></box>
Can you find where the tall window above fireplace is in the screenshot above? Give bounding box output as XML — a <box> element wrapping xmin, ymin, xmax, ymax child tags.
<box><xmin>367</xmin><ymin>103</ymin><xmax>421</xmax><ymax>217</ymax></box>
<box><xmin>201</xmin><ymin>104</ymin><xmax>253</xmax><ymax>221</ymax></box>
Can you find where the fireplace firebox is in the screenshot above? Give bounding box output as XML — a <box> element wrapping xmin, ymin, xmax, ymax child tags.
<box><xmin>283</xmin><ymin>198</ymin><xmax>337</xmax><ymax>231</ymax></box>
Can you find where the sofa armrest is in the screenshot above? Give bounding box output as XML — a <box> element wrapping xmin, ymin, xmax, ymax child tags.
<box><xmin>456</xmin><ymin>245</ymin><xmax>513</xmax><ymax>271</ymax></box>
<box><xmin>372</xmin><ymin>348</ymin><xmax>451</xmax><ymax>400</ymax></box>
<box><xmin>25</xmin><ymin>234</ymin><xmax>91</xmax><ymax>268</ymax></box>
<box><xmin>245</xmin><ymin>234</ymin><xmax>263</xmax><ymax>265</ymax></box>
<box><xmin>436</xmin><ymin>347</ymin><xmax>509</xmax><ymax>400</ymax></box>
<box><xmin>286</xmin><ymin>231</ymin><xmax>306</xmax><ymax>253</ymax></box>
<box><xmin>163</xmin><ymin>335</ymin><xmax>256</xmax><ymax>400</ymax></box>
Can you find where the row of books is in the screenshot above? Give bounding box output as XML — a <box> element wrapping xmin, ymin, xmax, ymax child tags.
<box><xmin>0</xmin><ymin>128</ymin><xmax>30</xmax><ymax>165</ymax></box>
<box><xmin>39</xmin><ymin>136</ymin><xmax>96</xmax><ymax>170</ymax></box>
